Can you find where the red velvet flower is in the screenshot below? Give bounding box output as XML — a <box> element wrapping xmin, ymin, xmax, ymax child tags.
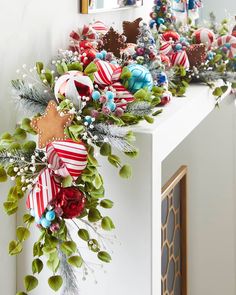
<box><xmin>53</xmin><ymin>187</ymin><xmax>86</xmax><ymax>219</ymax></box>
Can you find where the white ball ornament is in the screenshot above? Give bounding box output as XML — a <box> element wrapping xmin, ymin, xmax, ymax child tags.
<box><xmin>54</xmin><ymin>70</ymin><xmax>94</xmax><ymax>108</ymax></box>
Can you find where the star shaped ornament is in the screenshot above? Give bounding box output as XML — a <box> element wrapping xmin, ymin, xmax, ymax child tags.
<box><xmin>31</xmin><ymin>100</ymin><xmax>74</xmax><ymax>149</ymax></box>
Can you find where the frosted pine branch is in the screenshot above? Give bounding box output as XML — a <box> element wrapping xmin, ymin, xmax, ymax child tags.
<box><xmin>92</xmin><ymin>123</ymin><xmax>137</xmax><ymax>153</ymax></box>
<box><xmin>12</xmin><ymin>79</ymin><xmax>55</xmax><ymax>115</ymax></box>
<box><xmin>126</xmin><ymin>101</ymin><xmax>152</xmax><ymax>116</ymax></box>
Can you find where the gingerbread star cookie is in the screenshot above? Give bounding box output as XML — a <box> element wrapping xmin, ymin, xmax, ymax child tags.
<box><xmin>31</xmin><ymin>100</ymin><xmax>74</xmax><ymax>148</ymax></box>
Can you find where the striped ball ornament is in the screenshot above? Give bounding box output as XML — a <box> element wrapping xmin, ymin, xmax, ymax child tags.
<box><xmin>54</xmin><ymin>71</ymin><xmax>94</xmax><ymax>108</ymax></box>
<box><xmin>125</xmin><ymin>64</ymin><xmax>153</xmax><ymax>94</ymax></box>
<box><xmin>212</xmin><ymin>35</ymin><xmax>236</xmax><ymax>58</ymax></box>
<box><xmin>193</xmin><ymin>28</ymin><xmax>215</xmax><ymax>48</ymax></box>
<box><xmin>171</xmin><ymin>50</ymin><xmax>190</xmax><ymax>69</ymax></box>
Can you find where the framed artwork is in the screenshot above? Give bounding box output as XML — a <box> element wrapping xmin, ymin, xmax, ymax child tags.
<box><xmin>161</xmin><ymin>166</ymin><xmax>188</xmax><ymax>295</ymax></box>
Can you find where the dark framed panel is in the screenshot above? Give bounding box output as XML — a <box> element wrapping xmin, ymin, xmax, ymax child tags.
<box><xmin>161</xmin><ymin>166</ymin><xmax>187</xmax><ymax>295</ymax></box>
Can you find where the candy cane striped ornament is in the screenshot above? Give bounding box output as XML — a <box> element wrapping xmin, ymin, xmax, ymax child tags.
<box><xmin>193</xmin><ymin>28</ymin><xmax>215</xmax><ymax>48</ymax></box>
<box><xmin>46</xmin><ymin>139</ymin><xmax>88</xmax><ymax>180</ymax></box>
<box><xmin>171</xmin><ymin>50</ymin><xmax>190</xmax><ymax>69</ymax></box>
<box><xmin>159</xmin><ymin>42</ymin><xmax>173</xmax><ymax>55</ymax></box>
<box><xmin>212</xmin><ymin>35</ymin><xmax>236</xmax><ymax>58</ymax></box>
<box><xmin>94</xmin><ymin>60</ymin><xmax>121</xmax><ymax>86</ymax></box>
<box><xmin>91</xmin><ymin>21</ymin><xmax>108</xmax><ymax>35</ymax></box>
<box><xmin>26</xmin><ymin>168</ymin><xmax>60</xmax><ymax>218</ymax></box>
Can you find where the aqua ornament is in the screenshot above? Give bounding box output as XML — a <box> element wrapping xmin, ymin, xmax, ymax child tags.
<box><xmin>92</xmin><ymin>90</ymin><xmax>101</xmax><ymax>101</ymax></box>
<box><xmin>84</xmin><ymin>115</ymin><xmax>93</xmax><ymax>124</ymax></box>
<box><xmin>157</xmin><ymin>18</ymin><xmax>165</xmax><ymax>25</ymax></box>
<box><xmin>125</xmin><ymin>64</ymin><xmax>153</xmax><ymax>94</ymax></box>
<box><xmin>106</xmin><ymin>101</ymin><xmax>116</xmax><ymax>111</ymax></box>
<box><xmin>96</xmin><ymin>52</ymin><xmax>104</xmax><ymax>60</ymax></box>
<box><xmin>106</xmin><ymin>91</ymin><xmax>115</xmax><ymax>100</ymax></box>
<box><xmin>46</xmin><ymin>210</ymin><xmax>56</xmax><ymax>221</ymax></box>
<box><xmin>41</xmin><ymin>218</ymin><xmax>51</xmax><ymax>228</ymax></box>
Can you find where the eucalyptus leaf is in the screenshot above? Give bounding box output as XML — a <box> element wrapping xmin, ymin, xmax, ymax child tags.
<box><xmin>100</xmin><ymin>199</ymin><xmax>114</xmax><ymax>209</ymax></box>
<box><xmin>62</xmin><ymin>175</ymin><xmax>73</xmax><ymax>188</ymax></box>
<box><xmin>24</xmin><ymin>275</ymin><xmax>38</xmax><ymax>292</ymax></box>
<box><xmin>78</xmin><ymin>229</ymin><xmax>90</xmax><ymax>241</ymax></box>
<box><xmin>9</xmin><ymin>240</ymin><xmax>22</xmax><ymax>255</ymax></box>
<box><xmin>101</xmin><ymin>217</ymin><xmax>115</xmax><ymax>231</ymax></box>
<box><xmin>119</xmin><ymin>164</ymin><xmax>132</xmax><ymax>179</ymax></box>
<box><xmin>60</xmin><ymin>241</ymin><xmax>77</xmax><ymax>256</ymax></box>
<box><xmin>97</xmin><ymin>251</ymin><xmax>112</xmax><ymax>263</ymax></box>
<box><xmin>67</xmin><ymin>255</ymin><xmax>83</xmax><ymax>268</ymax></box>
<box><xmin>48</xmin><ymin>275</ymin><xmax>63</xmax><ymax>292</ymax></box>
<box><xmin>16</xmin><ymin>226</ymin><xmax>30</xmax><ymax>242</ymax></box>
<box><xmin>88</xmin><ymin>208</ymin><xmax>102</xmax><ymax>222</ymax></box>
<box><xmin>32</xmin><ymin>258</ymin><xmax>43</xmax><ymax>274</ymax></box>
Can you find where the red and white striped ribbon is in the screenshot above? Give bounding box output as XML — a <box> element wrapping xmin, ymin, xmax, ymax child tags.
<box><xmin>91</xmin><ymin>21</ymin><xmax>108</xmax><ymax>35</ymax></box>
<box><xmin>26</xmin><ymin>139</ymin><xmax>88</xmax><ymax>218</ymax></box>
<box><xmin>46</xmin><ymin>139</ymin><xmax>88</xmax><ymax>180</ymax></box>
<box><xmin>26</xmin><ymin>168</ymin><xmax>60</xmax><ymax>218</ymax></box>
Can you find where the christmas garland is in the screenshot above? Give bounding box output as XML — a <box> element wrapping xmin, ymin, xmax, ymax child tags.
<box><xmin>0</xmin><ymin>1</ymin><xmax>236</xmax><ymax>295</ymax></box>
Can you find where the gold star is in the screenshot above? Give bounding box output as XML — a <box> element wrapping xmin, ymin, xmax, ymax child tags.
<box><xmin>31</xmin><ymin>100</ymin><xmax>74</xmax><ymax>149</ymax></box>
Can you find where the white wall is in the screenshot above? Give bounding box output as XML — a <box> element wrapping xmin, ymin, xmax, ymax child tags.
<box><xmin>202</xmin><ymin>0</ymin><xmax>236</xmax><ymax>21</ymax></box>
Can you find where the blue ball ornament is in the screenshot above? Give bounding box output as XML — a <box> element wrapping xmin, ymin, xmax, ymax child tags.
<box><xmin>84</xmin><ymin>115</ymin><xmax>93</xmax><ymax>124</ymax></box>
<box><xmin>157</xmin><ymin>72</ymin><xmax>168</xmax><ymax>85</ymax></box>
<box><xmin>96</xmin><ymin>52</ymin><xmax>104</xmax><ymax>60</ymax></box>
<box><xmin>225</xmin><ymin>43</ymin><xmax>231</xmax><ymax>49</ymax></box>
<box><xmin>92</xmin><ymin>90</ymin><xmax>101</xmax><ymax>101</ymax></box>
<box><xmin>41</xmin><ymin>218</ymin><xmax>51</xmax><ymax>228</ymax></box>
<box><xmin>101</xmin><ymin>50</ymin><xmax>107</xmax><ymax>59</ymax></box>
<box><xmin>175</xmin><ymin>43</ymin><xmax>182</xmax><ymax>51</ymax></box>
<box><xmin>207</xmin><ymin>52</ymin><xmax>214</xmax><ymax>60</ymax></box>
<box><xmin>125</xmin><ymin>64</ymin><xmax>153</xmax><ymax>94</ymax></box>
<box><xmin>46</xmin><ymin>210</ymin><xmax>56</xmax><ymax>221</ymax></box>
<box><xmin>157</xmin><ymin>18</ymin><xmax>165</xmax><ymax>25</ymax></box>
<box><xmin>149</xmin><ymin>20</ymin><xmax>156</xmax><ymax>29</ymax></box>
<box><xmin>106</xmin><ymin>91</ymin><xmax>115</xmax><ymax>101</ymax></box>
<box><xmin>106</xmin><ymin>101</ymin><xmax>116</xmax><ymax>112</ymax></box>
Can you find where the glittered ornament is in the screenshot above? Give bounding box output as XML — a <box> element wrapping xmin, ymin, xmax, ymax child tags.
<box><xmin>80</xmin><ymin>48</ymin><xmax>97</xmax><ymax>66</ymax></box>
<box><xmin>52</xmin><ymin>187</ymin><xmax>86</xmax><ymax>219</ymax></box>
<box><xmin>186</xmin><ymin>44</ymin><xmax>206</xmax><ymax>68</ymax></box>
<box><xmin>192</xmin><ymin>28</ymin><xmax>215</xmax><ymax>49</ymax></box>
<box><xmin>54</xmin><ymin>71</ymin><xmax>94</xmax><ymax>108</ymax></box>
<box><xmin>125</xmin><ymin>64</ymin><xmax>153</xmax><ymax>93</ymax></box>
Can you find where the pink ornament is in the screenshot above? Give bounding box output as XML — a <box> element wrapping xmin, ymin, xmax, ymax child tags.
<box><xmin>160</xmin><ymin>42</ymin><xmax>173</xmax><ymax>55</ymax></box>
<box><xmin>136</xmin><ymin>47</ymin><xmax>145</xmax><ymax>56</ymax></box>
<box><xmin>54</xmin><ymin>71</ymin><xmax>94</xmax><ymax>107</ymax></box>
<box><xmin>212</xmin><ymin>35</ymin><xmax>236</xmax><ymax>58</ymax></box>
<box><xmin>162</xmin><ymin>31</ymin><xmax>180</xmax><ymax>42</ymax></box>
<box><xmin>115</xmin><ymin>107</ymin><xmax>124</xmax><ymax>117</ymax></box>
<box><xmin>171</xmin><ymin>50</ymin><xmax>190</xmax><ymax>69</ymax></box>
<box><xmin>193</xmin><ymin>28</ymin><xmax>215</xmax><ymax>49</ymax></box>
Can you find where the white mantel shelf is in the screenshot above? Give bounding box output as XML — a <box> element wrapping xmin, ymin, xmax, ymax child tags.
<box><xmin>133</xmin><ymin>82</ymin><xmax>231</xmax><ymax>162</ymax></box>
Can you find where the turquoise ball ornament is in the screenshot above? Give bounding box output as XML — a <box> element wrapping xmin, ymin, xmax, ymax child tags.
<box><xmin>41</xmin><ymin>218</ymin><xmax>51</xmax><ymax>228</ymax></box>
<box><xmin>46</xmin><ymin>210</ymin><xmax>56</xmax><ymax>221</ymax></box>
<box><xmin>125</xmin><ymin>64</ymin><xmax>153</xmax><ymax>94</ymax></box>
<box><xmin>92</xmin><ymin>90</ymin><xmax>101</xmax><ymax>101</ymax></box>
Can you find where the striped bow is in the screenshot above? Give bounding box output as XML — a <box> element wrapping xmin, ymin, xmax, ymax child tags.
<box><xmin>94</xmin><ymin>59</ymin><xmax>134</xmax><ymax>108</ymax></box>
<box><xmin>26</xmin><ymin>139</ymin><xmax>88</xmax><ymax>218</ymax></box>
<box><xmin>70</xmin><ymin>25</ymin><xmax>96</xmax><ymax>43</ymax></box>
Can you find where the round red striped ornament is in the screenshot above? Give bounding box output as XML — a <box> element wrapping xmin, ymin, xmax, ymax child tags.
<box><xmin>212</xmin><ymin>35</ymin><xmax>236</xmax><ymax>58</ymax></box>
<box><xmin>171</xmin><ymin>50</ymin><xmax>190</xmax><ymax>69</ymax></box>
<box><xmin>160</xmin><ymin>42</ymin><xmax>173</xmax><ymax>55</ymax></box>
<box><xmin>162</xmin><ymin>31</ymin><xmax>180</xmax><ymax>42</ymax></box>
<box><xmin>193</xmin><ymin>28</ymin><xmax>215</xmax><ymax>48</ymax></box>
<box><xmin>94</xmin><ymin>60</ymin><xmax>122</xmax><ymax>86</ymax></box>
<box><xmin>91</xmin><ymin>20</ymin><xmax>108</xmax><ymax>35</ymax></box>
